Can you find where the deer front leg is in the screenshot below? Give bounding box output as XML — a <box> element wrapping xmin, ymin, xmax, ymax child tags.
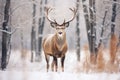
<box><xmin>53</xmin><ymin>56</ymin><xmax>58</xmax><ymax>72</ymax></box>
<box><xmin>61</xmin><ymin>56</ymin><xmax>65</xmax><ymax>72</ymax></box>
<box><xmin>51</xmin><ymin>58</ymin><xmax>55</xmax><ymax>71</ymax></box>
<box><xmin>45</xmin><ymin>54</ymin><xmax>49</xmax><ymax>72</ymax></box>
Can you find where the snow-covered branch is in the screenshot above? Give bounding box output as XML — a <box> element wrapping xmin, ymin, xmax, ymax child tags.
<box><xmin>0</xmin><ymin>27</ymin><xmax>20</xmax><ymax>35</ymax></box>
<box><xmin>103</xmin><ymin>1</ymin><xmax>120</xmax><ymax>5</ymax></box>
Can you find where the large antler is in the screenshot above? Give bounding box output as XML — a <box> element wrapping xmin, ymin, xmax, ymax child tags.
<box><xmin>45</xmin><ymin>7</ymin><xmax>76</xmax><ymax>27</ymax></box>
<box><xmin>65</xmin><ymin>8</ymin><xmax>77</xmax><ymax>23</ymax></box>
<box><xmin>45</xmin><ymin>7</ymin><xmax>56</xmax><ymax>23</ymax></box>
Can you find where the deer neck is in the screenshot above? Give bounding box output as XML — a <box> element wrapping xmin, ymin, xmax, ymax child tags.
<box><xmin>55</xmin><ymin>32</ymin><xmax>66</xmax><ymax>50</ymax></box>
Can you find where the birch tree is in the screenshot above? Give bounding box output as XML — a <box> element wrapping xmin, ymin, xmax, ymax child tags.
<box><xmin>97</xmin><ymin>10</ymin><xmax>108</xmax><ymax>49</ymax></box>
<box><xmin>82</xmin><ymin>0</ymin><xmax>91</xmax><ymax>50</ymax></box>
<box><xmin>111</xmin><ymin>0</ymin><xmax>117</xmax><ymax>34</ymax></box>
<box><xmin>1</xmin><ymin>0</ymin><xmax>11</xmax><ymax>70</ymax></box>
<box><xmin>76</xmin><ymin>0</ymin><xmax>80</xmax><ymax>61</ymax></box>
<box><xmin>82</xmin><ymin>0</ymin><xmax>97</xmax><ymax>64</ymax></box>
<box><xmin>89</xmin><ymin>0</ymin><xmax>97</xmax><ymax>64</ymax></box>
<box><xmin>36</xmin><ymin>0</ymin><xmax>47</xmax><ymax>61</ymax></box>
<box><xmin>31</xmin><ymin>0</ymin><xmax>36</xmax><ymax>62</ymax></box>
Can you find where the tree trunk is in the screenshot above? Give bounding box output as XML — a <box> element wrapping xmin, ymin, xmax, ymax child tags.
<box><xmin>111</xmin><ymin>0</ymin><xmax>117</xmax><ymax>34</ymax></box>
<box><xmin>31</xmin><ymin>2</ymin><xmax>36</xmax><ymax>62</ymax></box>
<box><xmin>76</xmin><ymin>0</ymin><xmax>80</xmax><ymax>61</ymax></box>
<box><xmin>82</xmin><ymin>0</ymin><xmax>97</xmax><ymax>64</ymax></box>
<box><xmin>1</xmin><ymin>0</ymin><xmax>11</xmax><ymax>70</ymax></box>
<box><xmin>20</xmin><ymin>29</ymin><xmax>24</xmax><ymax>59</ymax></box>
<box><xmin>97</xmin><ymin>11</ymin><xmax>108</xmax><ymax>48</ymax></box>
<box><xmin>81</xmin><ymin>0</ymin><xmax>91</xmax><ymax>52</ymax></box>
<box><xmin>89</xmin><ymin>0</ymin><xmax>96</xmax><ymax>53</ymax></box>
<box><xmin>36</xmin><ymin>0</ymin><xmax>47</xmax><ymax>62</ymax></box>
<box><xmin>89</xmin><ymin>0</ymin><xmax>97</xmax><ymax>64</ymax></box>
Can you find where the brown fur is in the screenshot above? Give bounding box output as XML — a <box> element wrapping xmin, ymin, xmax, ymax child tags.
<box><xmin>105</xmin><ymin>34</ymin><xmax>119</xmax><ymax>73</ymax></box>
<box><xmin>105</xmin><ymin>61</ymin><xmax>119</xmax><ymax>73</ymax></box>
<box><xmin>110</xmin><ymin>34</ymin><xmax>118</xmax><ymax>64</ymax></box>
<box><xmin>42</xmin><ymin>33</ymin><xmax>68</xmax><ymax>72</ymax></box>
<box><xmin>82</xmin><ymin>44</ymin><xmax>90</xmax><ymax>73</ymax></box>
<box><xmin>96</xmin><ymin>44</ymin><xmax>105</xmax><ymax>72</ymax></box>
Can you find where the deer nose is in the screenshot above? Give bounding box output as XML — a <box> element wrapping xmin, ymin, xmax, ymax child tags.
<box><xmin>59</xmin><ymin>32</ymin><xmax>62</xmax><ymax>35</ymax></box>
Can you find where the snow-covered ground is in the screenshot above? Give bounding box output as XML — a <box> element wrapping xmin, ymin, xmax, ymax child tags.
<box><xmin>0</xmin><ymin>71</ymin><xmax>120</xmax><ymax>80</ymax></box>
<box><xmin>0</xmin><ymin>50</ymin><xmax>120</xmax><ymax>80</ymax></box>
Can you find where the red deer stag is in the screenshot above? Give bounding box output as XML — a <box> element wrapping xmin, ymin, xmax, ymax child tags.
<box><xmin>42</xmin><ymin>7</ymin><xmax>76</xmax><ymax>72</ymax></box>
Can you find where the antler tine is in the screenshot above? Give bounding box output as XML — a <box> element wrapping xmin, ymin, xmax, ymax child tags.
<box><xmin>46</xmin><ymin>7</ymin><xmax>52</xmax><ymax>15</ymax></box>
<box><xmin>64</xmin><ymin>19</ymin><xmax>65</xmax><ymax>23</ymax></box>
<box><xmin>69</xmin><ymin>8</ymin><xmax>77</xmax><ymax>13</ymax></box>
<box><xmin>65</xmin><ymin>8</ymin><xmax>77</xmax><ymax>23</ymax></box>
<box><xmin>54</xmin><ymin>19</ymin><xmax>57</xmax><ymax>23</ymax></box>
<box><xmin>45</xmin><ymin>7</ymin><xmax>55</xmax><ymax>23</ymax></box>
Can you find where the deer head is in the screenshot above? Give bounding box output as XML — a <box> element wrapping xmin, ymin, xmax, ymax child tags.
<box><xmin>45</xmin><ymin>7</ymin><xmax>76</xmax><ymax>38</ymax></box>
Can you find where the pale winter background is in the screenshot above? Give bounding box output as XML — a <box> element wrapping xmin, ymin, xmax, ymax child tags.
<box><xmin>0</xmin><ymin>0</ymin><xmax>120</xmax><ymax>80</ymax></box>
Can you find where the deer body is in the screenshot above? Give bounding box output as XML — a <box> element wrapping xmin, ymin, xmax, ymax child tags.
<box><xmin>43</xmin><ymin>7</ymin><xmax>76</xmax><ymax>72</ymax></box>
<box><xmin>43</xmin><ymin>26</ymin><xmax>68</xmax><ymax>72</ymax></box>
<box><xmin>43</xmin><ymin>33</ymin><xmax>67</xmax><ymax>58</ymax></box>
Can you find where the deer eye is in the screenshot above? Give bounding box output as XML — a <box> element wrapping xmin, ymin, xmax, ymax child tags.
<box><xmin>50</xmin><ymin>22</ymin><xmax>57</xmax><ymax>28</ymax></box>
<box><xmin>65</xmin><ymin>22</ymin><xmax>69</xmax><ymax>27</ymax></box>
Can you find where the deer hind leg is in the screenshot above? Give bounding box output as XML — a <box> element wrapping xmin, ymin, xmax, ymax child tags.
<box><xmin>53</xmin><ymin>56</ymin><xmax>58</xmax><ymax>72</ymax></box>
<box><xmin>61</xmin><ymin>56</ymin><xmax>65</xmax><ymax>72</ymax></box>
<box><xmin>45</xmin><ymin>54</ymin><xmax>50</xmax><ymax>72</ymax></box>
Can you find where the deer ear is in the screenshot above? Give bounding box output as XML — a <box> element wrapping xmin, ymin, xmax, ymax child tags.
<box><xmin>50</xmin><ymin>22</ymin><xmax>57</xmax><ymax>28</ymax></box>
<box><xmin>65</xmin><ymin>22</ymin><xmax>69</xmax><ymax>27</ymax></box>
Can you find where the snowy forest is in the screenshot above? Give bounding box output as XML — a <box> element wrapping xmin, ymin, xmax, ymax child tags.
<box><xmin>0</xmin><ymin>0</ymin><xmax>120</xmax><ymax>80</ymax></box>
